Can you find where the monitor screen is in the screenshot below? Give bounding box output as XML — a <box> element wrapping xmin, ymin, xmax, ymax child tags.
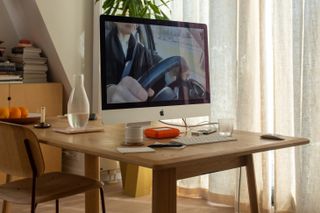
<box><xmin>100</xmin><ymin>15</ymin><xmax>211</xmax><ymax>124</ymax></box>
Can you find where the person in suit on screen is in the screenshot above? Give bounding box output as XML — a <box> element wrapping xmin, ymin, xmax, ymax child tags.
<box><xmin>105</xmin><ymin>22</ymin><xmax>163</xmax><ymax>103</ymax></box>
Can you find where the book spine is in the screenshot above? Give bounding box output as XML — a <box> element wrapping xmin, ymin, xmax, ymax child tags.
<box><xmin>0</xmin><ymin>80</ymin><xmax>23</xmax><ymax>84</ymax></box>
<box><xmin>0</xmin><ymin>66</ymin><xmax>16</xmax><ymax>71</ymax></box>
<box><xmin>12</xmin><ymin>47</ymin><xmax>42</xmax><ymax>54</ymax></box>
<box><xmin>12</xmin><ymin>47</ymin><xmax>23</xmax><ymax>54</ymax></box>
<box><xmin>0</xmin><ymin>62</ymin><xmax>15</xmax><ymax>66</ymax></box>
<box><xmin>0</xmin><ymin>76</ymin><xmax>23</xmax><ymax>81</ymax></box>
<box><xmin>0</xmin><ymin>71</ymin><xmax>23</xmax><ymax>75</ymax></box>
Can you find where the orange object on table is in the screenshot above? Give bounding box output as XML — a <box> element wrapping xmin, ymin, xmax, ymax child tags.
<box><xmin>144</xmin><ymin>127</ymin><xmax>180</xmax><ymax>139</ymax></box>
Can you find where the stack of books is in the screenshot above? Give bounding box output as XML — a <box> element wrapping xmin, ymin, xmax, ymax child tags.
<box><xmin>8</xmin><ymin>46</ymin><xmax>48</xmax><ymax>83</ymax></box>
<box><xmin>0</xmin><ymin>41</ymin><xmax>23</xmax><ymax>83</ymax></box>
<box><xmin>0</xmin><ymin>40</ymin><xmax>6</xmax><ymax>62</ymax></box>
<box><xmin>0</xmin><ymin>61</ymin><xmax>23</xmax><ymax>83</ymax></box>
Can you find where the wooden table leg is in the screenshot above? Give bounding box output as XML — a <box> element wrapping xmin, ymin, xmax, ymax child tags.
<box><xmin>246</xmin><ymin>154</ymin><xmax>259</xmax><ymax>213</ymax></box>
<box><xmin>1</xmin><ymin>174</ymin><xmax>12</xmax><ymax>213</ymax></box>
<box><xmin>152</xmin><ymin>168</ymin><xmax>176</xmax><ymax>213</ymax></box>
<box><xmin>120</xmin><ymin>162</ymin><xmax>152</xmax><ymax>197</ymax></box>
<box><xmin>85</xmin><ymin>154</ymin><xmax>100</xmax><ymax>213</ymax></box>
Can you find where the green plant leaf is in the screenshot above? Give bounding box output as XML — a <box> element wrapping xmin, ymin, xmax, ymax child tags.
<box><xmin>158</xmin><ymin>0</ymin><xmax>171</xmax><ymax>9</ymax></box>
<box><xmin>122</xmin><ymin>0</ymin><xmax>130</xmax><ymax>15</ymax></box>
<box><xmin>101</xmin><ymin>0</ymin><xmax>172</xmax><ymax>20</ymax></box>
<box><xmin>111</xmin><ymin>0</ymin><xmax>121</xmax><ymax>15</ymax></box>
<box><xmin>104</xmin><ymin>7</ymin><xmax>113</xmax><ymax>15</ymax></box>
<box><xmin>102</xmin><ymin>0</ymin><xmax>115</xmax><ymax>10</ymax></box>
<box><xmin>128</xmin><ymin>2</ymin><xmax>134</xmax><ymax>17</ymax></box>
<box><xmin>160</xmin><ymin>10</ymin><xmax>169</xmax><ymax>20</ymax></box>
<box><xmin>140</xmin><ymin>7</ymin><xmax>148</xmax><ymax>17</ymax></box>
<box><xmin>147</xmin><ymin>1</ymin><xmax>161</xmax><ymax>14</ymax></box>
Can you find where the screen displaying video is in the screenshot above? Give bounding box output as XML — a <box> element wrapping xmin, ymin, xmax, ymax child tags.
<box><xmin>100</xmin><ymin>17</ymin><xmax>210</xmax><ymax>109</ymax></box>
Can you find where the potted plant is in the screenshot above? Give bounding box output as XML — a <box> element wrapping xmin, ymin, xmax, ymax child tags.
<box><xmin>96</xmin><ymin>0</ymin><xmax>172</xmax><ymax>20</ymax></box>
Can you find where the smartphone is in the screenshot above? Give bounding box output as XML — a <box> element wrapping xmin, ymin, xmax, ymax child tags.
<box><xmin>148</xmin><ymin>141</ymin><xmax>184</xmax><ymax>148</ymax></box>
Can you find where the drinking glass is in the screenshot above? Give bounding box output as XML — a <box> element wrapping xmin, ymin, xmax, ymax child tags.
<box><xmin>218</xmin><ymin>119</ymin><xmax>234</xmax><ymax>136</ymax></box>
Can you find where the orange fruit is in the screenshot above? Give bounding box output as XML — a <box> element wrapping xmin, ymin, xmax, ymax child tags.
<box><xmin>19</xmin><ymin>106</ymin><xmax>29</xmax><ymax>118</ymax></box>
<box><xmin>0</xmin><ymin>107</ymin><xmax>10</xmax><ymax>119</ymax></box>
<box><xmin>9</xmin><ymin>107</ymin><xmax>21</xmax><ymax>119</ymax></box>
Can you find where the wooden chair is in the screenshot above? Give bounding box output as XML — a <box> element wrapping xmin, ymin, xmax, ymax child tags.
<box><xmin>0</xmin><ymin>121</ymin><xmax>106</xmax><ymax>213</ymax></box>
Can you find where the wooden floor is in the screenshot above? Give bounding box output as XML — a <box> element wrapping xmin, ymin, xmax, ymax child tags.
<box><xmin>1</xmin><ymin>183</ymin><xmax>234</xmax><ymax>213</ymax></box>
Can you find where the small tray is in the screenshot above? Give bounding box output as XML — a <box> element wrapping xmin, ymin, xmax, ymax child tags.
<box><xmin>0</xmin><ymin>113</ymin><xmax>40</xmax><ymax>124</ymax></box>
<box><xmin>53</xmin><ymin>126</ymin><xmax>105</xmax><ymax>134</ymax></box>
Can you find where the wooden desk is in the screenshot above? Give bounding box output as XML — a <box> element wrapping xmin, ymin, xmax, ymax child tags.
<box><xmin>28</xmin><ymin>118</ymin><xmax>309</xmax><ymax>213</ymax></box>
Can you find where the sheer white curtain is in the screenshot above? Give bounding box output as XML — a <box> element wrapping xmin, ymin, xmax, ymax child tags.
<box><xmin>294</xmin><ymin>0</ymin><xmax>320</xmax><ymax>212</ymax></box>
<box><xmin>170</xmin><ymin>0</ymin><xmax>320</xmax><ymax>212</ymax></box>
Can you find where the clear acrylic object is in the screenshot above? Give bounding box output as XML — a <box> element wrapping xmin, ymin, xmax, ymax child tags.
<box><xmin>67</xmin><ymin>74</ymin><xmax>90</xmax><ymax>128</ymax></box>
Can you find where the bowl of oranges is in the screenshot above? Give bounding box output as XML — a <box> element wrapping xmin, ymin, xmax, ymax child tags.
<box><xmin>0</xmin><ymin>106</ymin><xmax>40</xmax><ymax>124</ymax></box>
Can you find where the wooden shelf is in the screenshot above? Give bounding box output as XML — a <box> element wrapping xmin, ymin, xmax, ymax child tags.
<box><xmin>0</xmin><ymin>82</ymin><xmax>63</xmax><ymax>173</ymax></box>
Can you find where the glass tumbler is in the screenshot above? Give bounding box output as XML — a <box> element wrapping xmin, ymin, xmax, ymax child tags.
<box><xmin>218</xmin><ymin>119</ymin><xmax>234</xmax><ymax>136</ymax></box>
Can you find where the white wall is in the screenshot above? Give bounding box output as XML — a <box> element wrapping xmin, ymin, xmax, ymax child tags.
<box><xmin>36</xmin><ymin>0</ymin><xmax>93</xmax><ymax>105</ymax></box>
<box><xmin>0</xmin><ymin>0</ymin><xmax>19</xmax><ymax>55</ymax></box>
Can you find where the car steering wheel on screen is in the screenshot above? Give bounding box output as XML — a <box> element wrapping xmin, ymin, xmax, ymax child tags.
<box><xmin>137</xmin><ymin>56</ymin><xmax>206</xmax><ymax>102</ymax></box>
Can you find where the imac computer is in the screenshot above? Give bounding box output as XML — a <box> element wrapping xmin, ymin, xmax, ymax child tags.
<box><xmin>100</xmin><ymin>15</ymin><xmax>211</xmax><ymax>143</ymax></box>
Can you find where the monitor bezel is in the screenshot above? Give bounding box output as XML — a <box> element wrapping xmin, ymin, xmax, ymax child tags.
<box><xmin>100</xmin><ymin>15</ymin><xmax>210</xmax><ymax>111</ymax></box>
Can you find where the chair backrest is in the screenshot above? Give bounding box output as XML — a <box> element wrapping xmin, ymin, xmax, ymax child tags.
<box><xmin>0</xmin><ymin>122</ymin><xmax>45</xmax><ymax>178</ymax></box>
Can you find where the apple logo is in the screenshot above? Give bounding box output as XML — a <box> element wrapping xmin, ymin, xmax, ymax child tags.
<box><xmin>160</xmin><ymin>109</ymin><xmax>164</xmax><ymax>116</ymax></box>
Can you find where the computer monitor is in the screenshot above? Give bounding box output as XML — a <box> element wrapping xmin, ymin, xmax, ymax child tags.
<box><xmin>100</xmin><ymin>15</ymin><xmax>211</xmax><ymax>142</ymax></box>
